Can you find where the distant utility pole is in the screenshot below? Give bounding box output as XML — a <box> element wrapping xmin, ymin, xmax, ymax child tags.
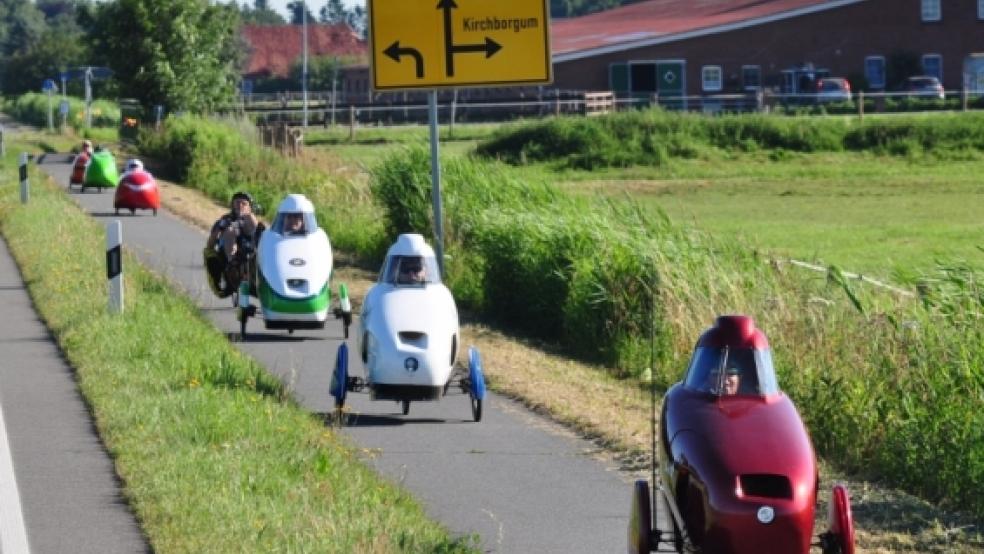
<box><xmin>302</xmin><ymin>1</ymin><xmax>309</xmax><ymax>127</ymax></box>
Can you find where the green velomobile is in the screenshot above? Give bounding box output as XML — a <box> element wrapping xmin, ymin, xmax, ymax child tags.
<box><xmin>83</xmin><ymin>150</ymin><xmax>119</xmax><ymax>190</ymax></box>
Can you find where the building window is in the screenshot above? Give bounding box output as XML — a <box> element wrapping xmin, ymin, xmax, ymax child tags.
<box><xmin>742</xmin><ymin>65</ymin><xmax>761</xmax><ymax>90</ymax></box>
<box><xmin>921</xmin><ymin>0</ymin><xmax>940</xmax><ymax>21</ymax></box>
<box><xmin>702</xmin><ymin>65</ymin><xmax>723</xmax><ymax>92</ymax></box>
<box><xmin>979</xmin><ymin>0</ymin><xmax>984</xmax><ymax>19</ymax></box>
<box><xmin>922</xmin><ymin>54</ymin><xmax>942</xmax><ymax>80</ymax></box>
<box><xmin>865</xmin><ymin>56</ymin><xmax>886</xmax><ymax>89</ymax></box>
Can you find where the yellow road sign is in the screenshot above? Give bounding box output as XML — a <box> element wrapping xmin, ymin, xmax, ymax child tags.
<box><xmin>368</xmin><ymin>0</ymin><xmax>551</xmax><ymax>90</ymax></box>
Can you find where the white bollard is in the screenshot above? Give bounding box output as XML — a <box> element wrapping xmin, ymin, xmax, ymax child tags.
<box><xmin>18</xmin><ymin>153</ymin><xmax>28</xmax><ymax>204</ymax></box>
<box><xmin>106</xmin><ymin>221</ymin><xmax>123</xmax><ymax>314</ymax></box>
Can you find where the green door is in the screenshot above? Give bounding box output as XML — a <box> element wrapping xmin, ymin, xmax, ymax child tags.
<box><xmin>610</xmin><ymin>63</ymin><xmax>629</xmax><ymax>95</ymax></box>
<box><xmin>656</xmin><ymin>61</ymin><xmax>686</xmax><ymax>110</ymax></box>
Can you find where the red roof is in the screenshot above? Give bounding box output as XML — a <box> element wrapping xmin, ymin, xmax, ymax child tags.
<box><xmin>241</xmin><ymin>24</ymin><xmax>368</xmax><ymax>78</ymax></box>
<box><xmin>552</xmin><ymin>0</ymin><xmax>865</xmax><ymax>60</ymax></box>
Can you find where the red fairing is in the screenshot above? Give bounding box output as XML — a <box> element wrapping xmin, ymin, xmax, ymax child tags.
<box><xmin>662</xmin><ymin>387</ymin><xmax>818</xmax><ymax>553</ymax></box>
<box><xmin>70</xmin><ymin>152</ymin><xmax>90</xmax><ymax>185</ymax></box>
<box><xmin>114</xmin><ymin>170</ymin><xmax>160</xmax><ymax>211</ymax></box>
<box><xmin>697</xmin><ymin>314</ymin><xmax>769</xmax><ymax>350</ymax></box>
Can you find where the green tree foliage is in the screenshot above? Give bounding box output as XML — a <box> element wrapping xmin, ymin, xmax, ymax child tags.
<box><xmin>240</xmin><ymin>1</ymin><xmax>285</xmax><ymax>25</ymax></box>
<box><xmin>0</xmin><ymin>0</ymin><xmax>88</xmax><ymax>95</ymax></box>
<box><xmin>0</xmin><ymin>0</ymin><xmax>46</xmax><ymax>56</ymax></box>
<box><xmin>288</xmin><ymin>54</ymin><xmax>361</xmax><ymax>91</ymax></box>
<box><xmin>88</xmin><ymin>0</ymin><xmax>242</xmax><ymax>113</ymax></box>
<box><xmin>318</xmin><ymin>0</ymin><xmax>345</xmax><ymax>23</ymax></box>
<box><xmin>286</xmin><ymin>0</ymin><xmax>315</xmax><ymax>25</ymax></box>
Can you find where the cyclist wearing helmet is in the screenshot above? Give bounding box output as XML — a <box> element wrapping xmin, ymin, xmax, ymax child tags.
<box><xmin>207</xmin><ymin>191</ymin><xmax>259</xmax><ymax>262</ymax></box>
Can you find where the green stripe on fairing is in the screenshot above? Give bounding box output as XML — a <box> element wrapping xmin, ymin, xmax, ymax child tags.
<box><xmin>258</xmin><ymin>277</ymin><xmax>331</xmax><ymax>314</ymax></box>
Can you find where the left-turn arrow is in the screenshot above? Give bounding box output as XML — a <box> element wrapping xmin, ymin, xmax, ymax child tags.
<box><xmin>383</xmin><ymin>41</ymin><xmax>424</xmax><ymax>79</ymax></box>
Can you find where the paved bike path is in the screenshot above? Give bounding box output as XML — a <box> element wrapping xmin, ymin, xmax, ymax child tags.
<box><xmin>38</xmin><ymin>154</ymin><xmax>630</xmax><ymax>553</ymax></box>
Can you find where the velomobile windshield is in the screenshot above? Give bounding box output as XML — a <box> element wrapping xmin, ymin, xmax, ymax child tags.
<box><xmin>683</xmin><ymin>347</ymin><xmax>779</xmax><ymax>396</ymax></box>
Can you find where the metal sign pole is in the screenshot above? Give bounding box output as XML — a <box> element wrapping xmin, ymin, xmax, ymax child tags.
<box><xmin>428</xmin><ymin>90</ymin><xmax>445</xmax><ymax>277</ymax></box>
<box><xmin>46</xmin><ymin>88</ymin><xmax>54</xmax><ymax>132</ymax></box>
<box><xmin>302</xmin><ymin>2</ymin><xmax>309</xmax><ymax>128</ymax></box>
<box><xmin>84</xmin><ymin>68</ymin><xmax>93</xmax><ymax>128</ymax></box>
<box><xmin>106</xmin><ymin>221</ymin><xmax>124</xmax><ymax>314</ymax></box>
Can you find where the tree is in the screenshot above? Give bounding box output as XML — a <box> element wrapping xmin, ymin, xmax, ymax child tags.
<box><xmin>88</xmin><ymin>0</ymin><xmax>242</xmax><ymax>112</ymax></box>
<box><xmin>240</xmin><ymin>1</ymin><xmax>285</xmax><ymax>24</ymax></box>
<box><xmin>0</xmin><ymin>0</ymin><xmax>46</xmax><ymax>56</ymax></box>
<box><xmin>286</xmin><ymin>1</ymin><xmax>314</xmax><ymax>25</ymax></box>
<box><xmin>0</xmin><ymin>14</ymin><xmax>88</xmax><ymax>94</ymax></box>
<box><xmin>318</xmin><ymin>0</ymin><xmax>345</xmax><ymax>23</ymax></box>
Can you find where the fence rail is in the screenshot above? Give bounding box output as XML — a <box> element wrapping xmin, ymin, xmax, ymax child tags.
<box><xmin>220</xmin><ymin>88</ymin><xmax>984</xmax><ymax>128</ymax></box>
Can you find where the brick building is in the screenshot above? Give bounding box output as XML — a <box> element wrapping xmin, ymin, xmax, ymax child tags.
<box><xmin>551</xmin><ymin>0</ymin><xmax>984</xmax><ymax>97</ymax></box>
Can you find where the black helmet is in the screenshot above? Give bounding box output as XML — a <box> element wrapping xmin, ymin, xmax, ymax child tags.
<box><xmin>230</xmin><ymin>191</ymin><xmax>254</xmax><ymax>207</ymax></box>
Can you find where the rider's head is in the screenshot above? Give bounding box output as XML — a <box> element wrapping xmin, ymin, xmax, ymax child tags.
<box><xmin>82</xmin><ymin>140</ymin><xmax>93</xmax><ymax>153</ymax></box>
<box><xmin>230</xmin><ymin>191</ymin><xmax>254</xmax><ymax>217</ymax></box>
<box><xmin>126</xmin><ymin>159</ymin><xmax>144</xmax><ymax>172</ymax></box>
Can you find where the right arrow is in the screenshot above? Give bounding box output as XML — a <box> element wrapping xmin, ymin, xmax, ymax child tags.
<box><xmin>383</xmin><ymin>41</ymin><xmax>424</xmax><ymax>79</ymax></box>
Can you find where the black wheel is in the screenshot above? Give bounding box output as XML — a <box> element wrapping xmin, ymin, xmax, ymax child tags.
<box><xmin>402</xmin><ymin>400</ymin><xmax>410</xmax><ymax>415</ymax></box>
<box><xmin>114</xmin><ymin>208</ymin><xmax>119</xmax><ymax>215</ymax></box>
<box><xmin>470</xmin><ymin>395</ymin><xmax>482</xmax><ymax>422</ymax></box>
<box><xmin>153</xmin><ymin>208</ymin><xmax>157</xmax><ymax>216</ymax></box>
<box><xmin>129</xmin><ymin>208</ymin><xmax>135</xmax><ymax>215</ymax></box>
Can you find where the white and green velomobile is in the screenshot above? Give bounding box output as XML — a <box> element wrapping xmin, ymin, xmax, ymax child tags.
<box><xmin>238</xmin><ymin>194</ymin><xmax>350</xmax><ymax>339</ymax></box>
<box><xmin>82</xmin><ymin>149</ymin><xmax>119</xmax><ymax>192</ymax></box>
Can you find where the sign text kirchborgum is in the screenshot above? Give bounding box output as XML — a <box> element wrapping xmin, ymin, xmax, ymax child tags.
<box><xmin>462</xmin><ymin>17</ymin><xmax>539</xmax><ymax>33</ymax></box>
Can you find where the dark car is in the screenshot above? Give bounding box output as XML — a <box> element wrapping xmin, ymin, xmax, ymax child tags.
<box><xmin>815</xmin><ymin>77</ymin><xmax>852</xmax><ymax>103</ymax></box>
<box><xmin>905</xmin><ymin>76</ymin><xmax>945</xmax><ymax>100</ymax></box>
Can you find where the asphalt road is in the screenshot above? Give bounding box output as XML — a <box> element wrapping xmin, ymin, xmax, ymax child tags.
<box><xmin>0</xmin><ymin>234</ymin><xmax>148</xmax><ymax>553</ymax></box>
<box><xmin>35</xmin><ymin>153</ymin><xmax>636</xmax><ymax>553</ymax></box>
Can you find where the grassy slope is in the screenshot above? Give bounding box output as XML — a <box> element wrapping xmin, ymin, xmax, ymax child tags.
<box><xmin>0</xmin><ymin>133</ymin><xmax>475</xmax><ymax>553</ymax></box>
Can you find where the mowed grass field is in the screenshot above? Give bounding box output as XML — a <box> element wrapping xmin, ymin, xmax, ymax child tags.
<box><xmin>560</xmin><ymin>152</ymin><xmax>984</xmax><ymax>281</ymax></box>
<box><xmin>315</xmin><ymin>121</ymin><xmax>984</xmax><ymax>283</ymax></box>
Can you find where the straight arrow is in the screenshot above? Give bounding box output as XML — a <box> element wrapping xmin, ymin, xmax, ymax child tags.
<box><xmin>451</xmin><ymin>37</ymin><xmax>502</xmax><ymax>59</ymax></box>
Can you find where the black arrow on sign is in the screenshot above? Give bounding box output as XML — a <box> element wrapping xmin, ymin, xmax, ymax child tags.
<box><xmin>438</xmin><ymin>0</ymin><xmax>503</xmax><ymax>77</ymax></box>
<box><xmin>384</xmin><ymin>41</ymin><xmax>424</xmax><ymax>79</ymax></box>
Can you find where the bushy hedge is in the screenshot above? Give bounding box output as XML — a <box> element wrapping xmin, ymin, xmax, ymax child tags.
<box><xmin>476</xmin><ymin>109</ymin><xmax>984</xmax><ymax>169</ymax></box>
<box><xmin>136</xmin><ymin>115</ymin><xmax>386</xmax><ymax>261</ymax></box>
<box><xmin>371</xmin><ymin>147</ymin><xmax>984</xmax><ymax>518</ymax></box>
<box><xmin>3</xmin><ymin>93</ymin><xmax>119</xmax><ymax>130</ymax></box>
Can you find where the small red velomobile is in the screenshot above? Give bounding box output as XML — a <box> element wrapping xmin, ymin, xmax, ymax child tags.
<box><xmin>113</xmin><ymin>159</ymin><xmax>160</xmax><ymax>215</ymax></box>
<box><xmin>69</xmin><ymin>150</ymin><xmax>90</xmax><ymax>188</ymax></box>
<box><xmin>629</xmin><ymin>315</ymin><xmax>855</xmax><ymax>554</ymax></box>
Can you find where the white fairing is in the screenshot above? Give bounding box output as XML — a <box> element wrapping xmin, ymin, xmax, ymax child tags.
<box><xmin>359</xmin><ymin>234</ymin><xmax>459</xmax><ymax>388</ymax></box>
<box><xmin>256</xmin><ymin>194</ymin><xmax>332</xmax><ymax>321</ymax></box>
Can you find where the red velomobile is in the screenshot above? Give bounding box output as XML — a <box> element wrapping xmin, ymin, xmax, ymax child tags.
<box><xmin>114</xmin><ymin>159</ymin><xmax>160</xmax><ymax>216</ymax></box>
<box><xmin>69</xmin><ymin>150</ymin><xmax>91</xmax><ymax>188</ymax></box>
<box><xmin>629</xmin><ymin>315</ymin><xmax>855</xmax><ymax>554</ymax></box>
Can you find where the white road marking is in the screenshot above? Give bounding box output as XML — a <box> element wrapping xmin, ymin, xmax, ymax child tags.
<box><xmin>0</xmin><ymin>400</ymin><xmax>30</xmax><ymax>554</ymax></box>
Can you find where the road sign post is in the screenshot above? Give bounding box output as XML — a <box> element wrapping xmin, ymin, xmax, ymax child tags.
<box><xmin>369</xmin><ymin>0</ymin><xmax>552</xmax><ymax>274</ymax></box>
<box><xmin>428</xmin><ymin>91</ymin><xmax>445</xmax><ymax>276</ymax></box>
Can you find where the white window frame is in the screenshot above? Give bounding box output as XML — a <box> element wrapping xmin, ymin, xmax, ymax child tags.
<box><xmin>921</xmin><ymin>54</ymin><xmax>943</xmax><ymax>81</ymax></box>
<box><xmin>741</xmin><ymin>65</ymin><xmax>762</xmax><ymax>91</ymax></box>
<box><xmin>921</xmin><ymin>0</ymin><xmax>941</xmax><ymax>22</ymax></box>
<box><xmin>865</xmin><ymin>56</ymin><xmax>886</xmax><ymax>89</ymax></box>
<box><xmin>702</xmin><ymin>65</ymin><xmax>723</xmax><ymax>92</ymax></box>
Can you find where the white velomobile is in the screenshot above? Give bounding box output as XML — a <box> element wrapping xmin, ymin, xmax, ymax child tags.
<box><xmin>237</xmin><ymin>193</ymin><xmax>352</xmax><ymax>339</ymax></box>
<box><xmin>330</xmin><ymin>233</ymin><xmax>486</xmax><ymax>422</ymax></box>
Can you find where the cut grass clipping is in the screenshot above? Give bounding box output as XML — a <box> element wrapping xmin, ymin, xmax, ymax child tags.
<box><xmin>0</xmin><ymin>147</ymin><xmax>475</xmax><ymax>553</ymax></box>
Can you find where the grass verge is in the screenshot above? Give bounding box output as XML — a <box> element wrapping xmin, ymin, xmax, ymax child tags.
<box><xmin>0</xmin><ymin>138</ymin><xmax>475</xmax><ymax>553</ymax></box>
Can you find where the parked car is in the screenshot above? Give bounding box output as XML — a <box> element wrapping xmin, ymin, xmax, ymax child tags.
<box><xmin>816</xmin><ymin>77</ymin><xmax>852</xmax><ymax>103</ymax></box>
<box><xmin>905</xmin><ymin>76</ymin><xmax>945</xmax><ymax>100</ymax></box>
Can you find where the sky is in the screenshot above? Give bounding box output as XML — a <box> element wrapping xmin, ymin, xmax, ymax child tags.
<box><xmin>267</xmin><ymin>0</ymin><xmax>365</xmax><ymax>20</ymax></box>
